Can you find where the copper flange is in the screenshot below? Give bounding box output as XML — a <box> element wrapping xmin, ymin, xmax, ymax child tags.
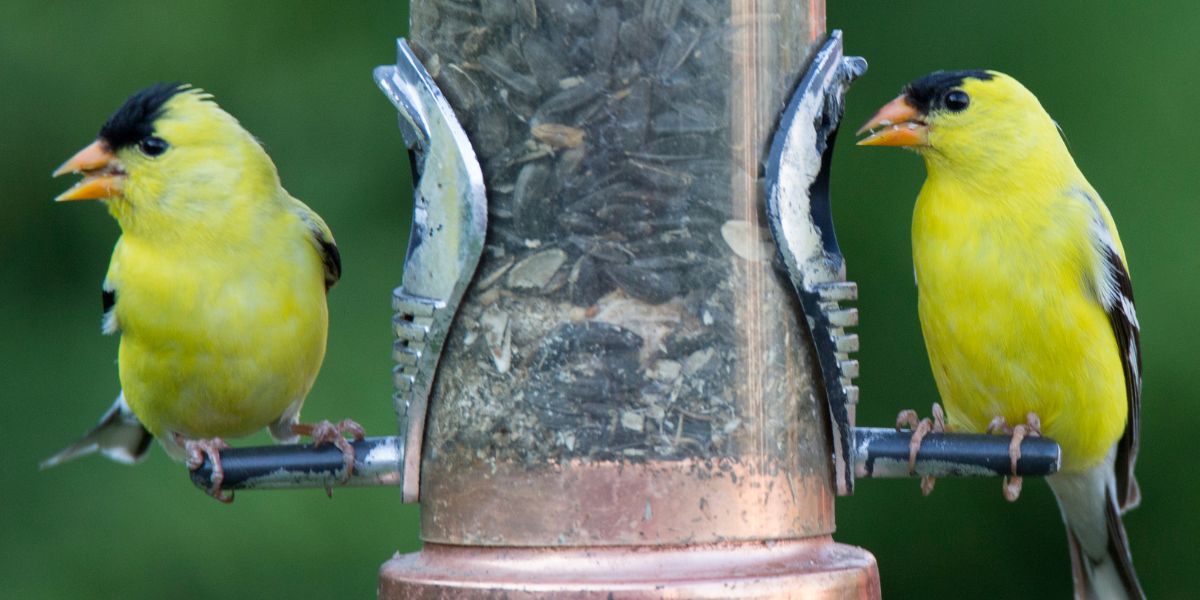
<box><xmin>380</xmin><ymin>537</ymin><xmax>879</xmax><ymax>598</ymax></box>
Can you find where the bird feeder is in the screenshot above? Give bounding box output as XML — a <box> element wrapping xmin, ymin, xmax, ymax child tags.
<box><xmin>377</xmin><ymin>1</ymin><xmax>870</xmax><ymax>594</ymax></box>
<box><xmin>191</xmin><ymin>1</ymin><xmax>1062</xmax><ymax>596</ymax></box>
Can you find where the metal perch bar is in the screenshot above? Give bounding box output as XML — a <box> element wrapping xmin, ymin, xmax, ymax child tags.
<box><xmin>854</xmin><ymin>427</ymin><xmax>1060</xmax><ymax>479</ymax></box>
<box><xmin>188</xmin><ymin>430</ymin><xmax>1059</xmax><ymax>492</ymax></box>
<box><xmin>189</xmin><ymin>436</ymin><xmax>401</xmax><ymax>493</ymax></box>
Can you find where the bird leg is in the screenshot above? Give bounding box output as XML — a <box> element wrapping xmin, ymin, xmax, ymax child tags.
<box><xmin>895</xmin><ymin>403</ymin><xmax>945</xmax><ymax>495</ymax></box>
<box><xmin>181</xmin><ymin>435</ymin><xmax>233</xmax><ymax>503</ymax></box>
<box><xmin>986</xmin><ymin>412</ymin><xmax>1043</xmax><ymax>502</ymax></box>
<box><xmin>291</xmin><ymin>419</ymin><xmax>365</xmax><ymax>487</ymax></box>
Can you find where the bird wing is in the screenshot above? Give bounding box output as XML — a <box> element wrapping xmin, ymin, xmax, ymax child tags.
<box><xmin>289</xmin><ymin>197</ymin><xmax>341</xmax><ymax>291</ymax></box>
<box><xmin>101</xmin><ymin>275</ymin><xmax>119</xmax><ymax>334</ymax></box>
<box><xmin>1076</xmin><ymin>188</ymin><xmax>1141</xmax><ymax>511</ymax></box>
<box><xmin>1102</xmin><ymin>246</ymin><xmax>1141</xmax><ymax>511</ymax></box>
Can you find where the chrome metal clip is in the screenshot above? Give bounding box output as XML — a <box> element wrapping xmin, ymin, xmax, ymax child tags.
<box><xmin>374</xmin><ymin>39</ymin><xmax>488</xmax><ymax>503</ymax></box>
<box><xmin>765</xmin><ymin>31</ymin><xmax>867</xmax><ymax>496</ymax></box>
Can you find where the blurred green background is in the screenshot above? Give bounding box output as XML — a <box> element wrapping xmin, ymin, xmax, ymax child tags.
<box><xmin>1</xmin><ymin>1</ymin><xmax>1194</xmax><ymax>598</ymax></box>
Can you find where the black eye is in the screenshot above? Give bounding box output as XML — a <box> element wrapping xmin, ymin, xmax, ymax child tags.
<box><xmin>139</xmin><ymin>136</ymin><xmax>169</xmax><ymax>157</ymax></box>
<box><xmin>943</xmin><ymin>90</ymin><xmax>970</xmax><ymax>112</ymax></box>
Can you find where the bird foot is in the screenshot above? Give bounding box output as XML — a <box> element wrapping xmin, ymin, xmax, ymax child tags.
<box><xmin>986</xmin><ymin>412</ymin><xmax>1042</xmax><ymax>501</ymax></box>
<box><xmin>181</xmin><ymin>436</ymin><xmax>233</xmax><ymax>503</ymax></box>
<box><xmin>895</xmin><ymin>403</ymin><xmax>945</xmax><ymax>495</ymax></box>
<box><xmin>291</xmin><ymin>419</ymin><xmax>365</xmax><ymax>491</ymax></box>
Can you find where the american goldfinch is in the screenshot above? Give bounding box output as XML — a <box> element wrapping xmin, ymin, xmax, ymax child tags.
<box><xmin>858</xmin><ymin>71</ymin><xmax>1143</xmax><ymax>599</ymax></box>
<box><xmin>44</xmin><ymin>83</ymin><xmax>362</xmax><ymax>501</ymax></box>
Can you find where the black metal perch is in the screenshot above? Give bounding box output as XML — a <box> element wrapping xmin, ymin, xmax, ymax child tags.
<box><xmin>189</xmin><ymin>429</ymin><xmax>1059</xmax><ymax>493</ymax></box>
<box><xmin>189</xmin><ymin>436</ymin><xmax>400</xmax><ymax>492</ymax></box>
<box><xmin>854</xmin><ymin>428</ymin><xmax>1059</xmax><ymax>479</ymax></box>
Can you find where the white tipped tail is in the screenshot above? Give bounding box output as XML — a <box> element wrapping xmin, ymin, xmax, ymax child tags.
<box><xmin>41</xmin><ymin>391</ymin><xmax>153</xmax><ymax>469</ymax></box>
<box><xmin>1048</xmin><ymin>460</ymin><xmax>1144</xmax><ymax>600</ymax></box>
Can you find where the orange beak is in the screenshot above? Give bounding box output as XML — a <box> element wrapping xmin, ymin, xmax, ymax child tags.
<box><xmin>855</xmin><ymin>95</ymin><xmax>928</xmax><ymax>147</ymax></box>
<box><xmin>52</xmin><ymin>139</ymin><xmax>125</xmax><ymax>201</ymax></box>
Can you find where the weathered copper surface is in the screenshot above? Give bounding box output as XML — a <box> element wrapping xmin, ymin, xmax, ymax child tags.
<box><xmin>422</xmin><ymin>458</ymin><xmax>834</xmax><ymax>546</ymax></box>
<box><xmin>379</xmin><ymin>538</ymin><xmax>879</xmax><ymax>599</ymax></box>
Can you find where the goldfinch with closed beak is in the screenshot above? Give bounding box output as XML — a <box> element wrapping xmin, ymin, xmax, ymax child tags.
<box><xmin>859</xmin><ymin>71</ymin><xmax>1144</xmax><ymax>599</ymax></box>
<box><xmin>44</xmin><ymin>83</ymin><xmax>363</xmax><ymax>501</ymax></box>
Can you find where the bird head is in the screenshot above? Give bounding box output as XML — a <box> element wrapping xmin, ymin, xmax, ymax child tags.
<box><xmin>856</xmin><ymin>70</ymin><xmax>1065</xmax><ymax>173</ymax></box>
<box><xmin>53</xmin><ymin>84</ymin><xmax>278</xmax><ymax>228</ymax></box>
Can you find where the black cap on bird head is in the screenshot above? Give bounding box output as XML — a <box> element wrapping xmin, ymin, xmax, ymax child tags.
<box><xmin>901</xmin><ymin>70</ymin><xmax>994</xmax><ymax>114</ymax></box>
<box><xmin>99</xmin><ymin>82</ymin><xmax>190</xmax><ymax>150</ymax></box>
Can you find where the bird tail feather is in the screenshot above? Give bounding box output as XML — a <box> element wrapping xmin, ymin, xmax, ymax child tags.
<box><xmin>41</xmin><ymin>391</ymin><xmax>153</xmax><ymax>469</ymax></box>
<box><xmin>1049</xmin><ymin>463</ymin><xmax>1144</xmax><ymax>600</ymax></box>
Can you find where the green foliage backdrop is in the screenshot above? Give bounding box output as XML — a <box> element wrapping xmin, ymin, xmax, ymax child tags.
<box><xmin>0</xmin><ymin>2</ymin><xmax>1194</xmax><ymax>597</ymax></box>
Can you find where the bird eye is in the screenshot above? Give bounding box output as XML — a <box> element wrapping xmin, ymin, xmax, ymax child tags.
<box><xmin>139</xmin><ymin>136</ymin><xmax>169</xmax><ymax>157</ymax></box>
<box><xmin>943</xmin><ymin>90</ymin><xmax>970</xmax><ymax>112</ymax></box>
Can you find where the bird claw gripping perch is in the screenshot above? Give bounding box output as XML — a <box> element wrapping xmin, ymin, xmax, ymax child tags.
<box><xmin>374</xmin><ymin>40</ymin><xmax>488</xmax><ymax>503</ymax></box>
<box><xmin>765</xmin><ymin>31</ymin><xmax>868</xmax><ymax>496</ymax></box>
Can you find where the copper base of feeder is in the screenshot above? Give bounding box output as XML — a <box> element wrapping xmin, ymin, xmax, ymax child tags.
<box><xmin>379</xmin><ymin>538</ymin><xmax>879</xmax><ymax>599</ymax></box>
<box><xmin>423</xmin><ymin>458</ymin><xmax>835</xmax><ymax>546</ymax></box>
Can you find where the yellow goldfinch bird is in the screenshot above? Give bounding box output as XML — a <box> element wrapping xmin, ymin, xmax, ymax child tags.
<box><xmin>858</xmin><ymin>71</ymin><xmax>1144</xmax><ymax>599</ymax></box>
<box><xmin>43</xmin><ymin>83</ymin><xmax>362</xmax><ymax>501</ymax></box>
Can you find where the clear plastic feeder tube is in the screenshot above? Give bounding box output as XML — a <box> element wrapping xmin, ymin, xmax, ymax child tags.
<box><xmin>411</xmin><ymin>0</ymin><xmax>832</xmax><ymax>545</ymax></box>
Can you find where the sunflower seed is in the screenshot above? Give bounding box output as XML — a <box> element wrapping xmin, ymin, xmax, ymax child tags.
<box><xmin>605</xmin><ymin>264</ymin><xmax>681</xmax><ymax>305</ymax></box>
<box><xmin>480</xmin><ymin>55</ymin><xmax>541</xmax><ymax>98</ymax></box>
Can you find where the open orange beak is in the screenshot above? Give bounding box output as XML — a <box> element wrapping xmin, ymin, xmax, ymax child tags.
<box><xmin>52</xmin><ymin>140</ymin><xmax>125</xmax><ymax>201</ymax></box>
<box><xmin>856</xmin><ymin>95</ymin><xmax>928</xmax><ymax>147</ymax></box>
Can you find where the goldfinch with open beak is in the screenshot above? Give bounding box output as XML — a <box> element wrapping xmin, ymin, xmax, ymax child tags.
<box><xmin>859</xmin><ymin>71</ymin><xmax>1144</xmax><ymax>599</ymax></box>
<box><xmin>44</xmin><ymin>83</ymin><xmax>362</xmax><ymax>501</ymax></box>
